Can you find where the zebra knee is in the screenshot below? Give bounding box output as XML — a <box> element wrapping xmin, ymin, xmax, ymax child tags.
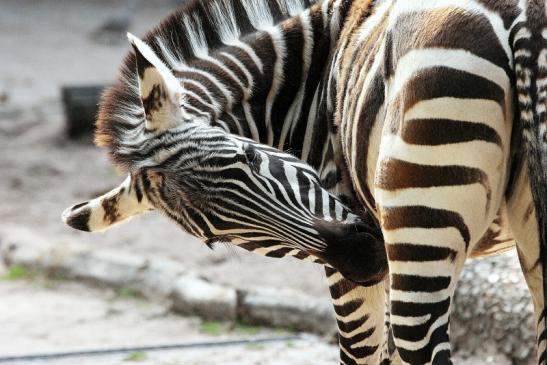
<box><xmin>385</xmin><ymin>239</ymin><xmax>459</xmax><ymax>364</ymax></box>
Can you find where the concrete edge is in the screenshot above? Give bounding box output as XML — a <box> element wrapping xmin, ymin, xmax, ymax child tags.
<box><xmin>0</xmin><ymin>235</ymin><xmax>337</xmax><ymax>336</ymax></box>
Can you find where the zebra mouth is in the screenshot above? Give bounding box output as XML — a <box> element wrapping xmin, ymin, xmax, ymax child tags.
<box><xmin>62</xmin><ymin>204</ymin><xmax>92</xmax><ymax>232</ymax></box>
<box><xmin>314</xmin><ymin>219</ymin><xmax>388</xmax><ymax>284</ymax></box>
<box><xmin>327</xmin><ymin>247</ymin><xmax>388</xmax><ymax>285</ymax></box>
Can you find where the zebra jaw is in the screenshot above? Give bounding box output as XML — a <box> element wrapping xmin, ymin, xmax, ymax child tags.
<box><xmin>62</xmin><ymin>125</ymin><xmax>387</xmax><ymax>284</ymax></box>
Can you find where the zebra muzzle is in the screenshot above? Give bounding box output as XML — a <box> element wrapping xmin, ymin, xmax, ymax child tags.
<box><xmin>62</xmin><ymin>175</ymin><xmax>153</xmax><ymax>232</ymax></box>
<box><xmin>62</xmin><ymin>203</ymin><xmax>92</xmax><ymax>232</ymax></box>
<box><xmin>314</xmin><ymin>219</ymin><xmax>388</xmax><ymax>284</ymax></box>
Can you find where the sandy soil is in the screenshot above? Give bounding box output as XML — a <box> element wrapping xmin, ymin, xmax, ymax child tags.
<box><xmin>0</xmin><ymin>275</ymin><xmax>339</xmax><ymax>365</ymax></box>
<box><xmin>0</xmin><ymin>0</ymin><xmax>330</xmax><ymax>298</ymax></box>
<box><xmin>0</xmin><ymin>273</ymin><xmax>506</xmax><ymax>365</ymax></box>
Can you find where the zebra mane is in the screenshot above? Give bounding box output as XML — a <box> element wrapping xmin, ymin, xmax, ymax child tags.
<box><xmin>96</xmin><ymin>0</ymin><xmax>317</xmax><ymax>170</ymax></box>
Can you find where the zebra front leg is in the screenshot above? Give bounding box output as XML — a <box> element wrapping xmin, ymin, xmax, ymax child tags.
<box><xmin>378</xmin><ymin>205</ymin><xmax>467</xmax><ymax>364</ymax></box>
<box><xmin>326</xmin><ymin>267</ymin><xmax>387</xmax><ymax>365</ymax></box>
<box><xmin>507</xmin><ymin>160</ymin><xmax>546</xmax><ymax>364</ymax></box>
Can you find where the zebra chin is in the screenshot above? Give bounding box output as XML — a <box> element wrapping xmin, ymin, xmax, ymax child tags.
<box><xmin>313</xmin><ymin>219</ymin><xmax>388</xmax><ymax>285</ymax></box>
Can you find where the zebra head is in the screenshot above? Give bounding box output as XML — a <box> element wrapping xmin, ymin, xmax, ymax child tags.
<box><xmin>63</xmin><ymin>122</ymin><xmax>386</xmax><ymax>284</ymax></box>
<box><xmin>61</xmin><ymin>34</ymin><xmax>387</xmax><ymax>284</ymax></box>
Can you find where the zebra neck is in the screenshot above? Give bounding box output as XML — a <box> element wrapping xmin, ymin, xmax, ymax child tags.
<box><xmin>174</xmin><ymin>0</ymin><xmax>352</xmax><ymax>167</ymax></box>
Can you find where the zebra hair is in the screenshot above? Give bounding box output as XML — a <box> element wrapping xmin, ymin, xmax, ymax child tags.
<box><xmin>63</xmin><ymin>0</ymin><xmax>547</xmax><ymax>363</ymax></box>
<box><xmin>95</xmin><ymin>0</ymin><xmax>320</xmax><ymax>168</ymax></box>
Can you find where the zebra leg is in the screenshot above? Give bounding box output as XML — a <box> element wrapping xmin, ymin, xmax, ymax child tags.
<box><xmin>377</xmin><ymin>203</ymin><xmax>467</xmax><ymax>364</ymax></box>
<box><xmin>374</xmin><ymin>123</ymin><xmax>509</xmax><ymax>364</ymax></box>
<box><xmin>371</xmin><ymin>6</ymin><xmax>514</xmax><ymax>362</ymax></box>
<box><xmin>382</xmin><ymin>287</ymin><xmax>402</xmax><ymax>365</ymax></box>
<box><xmin>373</xmin><ymin>75</ymin><xmax>511</xmax><ymax>363</ymax></box>
<box><xmin>507</xmin><ymin>159</ymin><xmax>545</xmax><ymax>364</ymax></box>
<box><xmin>326</xmin><ymin>267</ymin><xmax>387</xmax><ymax>365</ymax></box>
<box><xmin>374</xmin><ymin>130</ymin><xmax>509</xmax><ymax>365</ymax></box>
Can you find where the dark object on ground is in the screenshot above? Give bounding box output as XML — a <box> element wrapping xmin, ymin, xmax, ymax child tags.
<box><xmin>0</xmin><ymin>91</ymin><xmax>7</xmax><ymax>104</ymax></box>
<box><xmin>62</xmin><ymin>85</ymin><xmax>106</xmax><ymax>140</ymax></box>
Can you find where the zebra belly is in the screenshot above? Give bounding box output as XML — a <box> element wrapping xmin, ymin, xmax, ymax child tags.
<box><xmin>470</xmin><ymin>203</ymin><xmax>516</xmax><ymax>258</ymax></box>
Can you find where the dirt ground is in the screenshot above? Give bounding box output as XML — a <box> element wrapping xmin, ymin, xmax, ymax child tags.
<box><xmin>0</xmin><ymin>267</ymin><xmax>339</xmax><ymax>365</ymax></box>
<box><xmin>0</xmin><ymin>264</ymin><xmax>505</xmax><ymax>365</ymax></box>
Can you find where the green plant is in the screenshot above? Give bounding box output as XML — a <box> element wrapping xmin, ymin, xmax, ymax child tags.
<box><xmin>245</xmin><ymin>343</ymin><xmax>265</xmax><ymax>351</ymax></box>
<box><xmin>199</xmin><ymin>321</ymin><xmax>223</xmax><ymax>335</ymax></box>
<box><xmin>234</xmin><ymin>322</ymin><xmax>261</xmax><ymax>335</ymax></box>
<box><xmin>114</xmin><ymin>287</ymin><xmax>141</xmax><ymax>300</ymax></box>
<box><xmin>124</xmin><ymin>351</ymin><xmax>147</xmax><ymax>362</ymax></box>
<box><xmin>273</xmin><ymin>324</ymin><xmax>297</xmax><ymax>335</ymax></box>
<box><xmin>1</xmin><ymin>265</ymin><xmax>34</xmax><ymax>281</ymax></box>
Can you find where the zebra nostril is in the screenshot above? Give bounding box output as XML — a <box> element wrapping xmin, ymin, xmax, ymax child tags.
<box><xmin>71</xmin><ymin>202</ymin><xmax>88</xmax><ymax>211</ymax></box>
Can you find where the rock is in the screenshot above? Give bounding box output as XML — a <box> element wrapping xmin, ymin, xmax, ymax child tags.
<box><xmin>0</xmin><ymin>227</ymin><xmax>53</xmax><ymax>270</ymax></box>
<box><xmin>171</xmin><ymin>274</ymin><xmax>237</xmax><ymax>321</ymax></box>
<box><xmin>238</xmin><ymin>287</ymin><xmax>336</xmax><ymax>335</ymax></box>
<box><xmin>452</xmin><ymin>251</ymin><xmax>536</xmax><ymax>365</ymax></box>
<box><xmin>0</xmin><ymin>90</ymin><xmax>8</xmax><ymax>104</ymax></box>
<box><xmin>63</xmin><ymin>249</ymin><xmax>147</xmax><ymax>287</ymax></box>
<box><xmin>61</xmin><ymin>85</ymin><xmax>105</xmax><ymax>140</ymax></box>
<box><xmin>137</xmin><ymin>257</ymin><xmax>187</xmax><ymax>297</ymax></box>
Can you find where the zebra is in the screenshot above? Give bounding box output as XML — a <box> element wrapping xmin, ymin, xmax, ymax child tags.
<box><xmin>61</xmin><ymin>0</ymin><xmax>546</xmax><ymax>364</ymax></box>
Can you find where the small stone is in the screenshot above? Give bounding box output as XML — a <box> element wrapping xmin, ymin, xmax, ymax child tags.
<box><xmin>452</xmin><ymin>252</ymin><xmax>535</xmax><ymax>364</ymax></box>
<box><xmin>65</xmin><ymin>249</ymin><xmax>147</xmax><ymax>287</ymax></box>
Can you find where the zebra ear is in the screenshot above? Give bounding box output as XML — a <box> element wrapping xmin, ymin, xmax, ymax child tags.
<box><xmin>127</xmin><ymin>33</ymin><xmax>182</xmax><ymax>132</ymax></box>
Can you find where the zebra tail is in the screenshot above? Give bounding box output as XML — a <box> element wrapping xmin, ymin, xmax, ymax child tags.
<box><xmin>512</xmin><ymin>0</ymin><xmax>547</xmax><ymax>309</ymax></box>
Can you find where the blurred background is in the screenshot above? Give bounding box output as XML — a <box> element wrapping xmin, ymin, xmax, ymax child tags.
<box><xmin>0</xmin><ymin>1</ymin><xmax>538</xmax><ymax>364</ymax></box>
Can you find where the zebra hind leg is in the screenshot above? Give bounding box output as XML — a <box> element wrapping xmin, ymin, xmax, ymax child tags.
<box><xmin>374</xmin><ymin>117</ymin><xmax>507</xmax><ymax>364</ymax></box>
<box><xmin>507</xmin><ymin>160</ymin><xmax>546</xmax><ymax>364</ymax></box>
<box><xmin>377</xmin><ymin>202</ymin><xmax>468</xmax><ymax>364</ymax></box>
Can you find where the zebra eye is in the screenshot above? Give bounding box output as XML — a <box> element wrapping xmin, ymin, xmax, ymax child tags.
<box><xmin>242</xmin><ymin>144</ymin><xmax>260</xmax><ymax>173</ymax></box>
